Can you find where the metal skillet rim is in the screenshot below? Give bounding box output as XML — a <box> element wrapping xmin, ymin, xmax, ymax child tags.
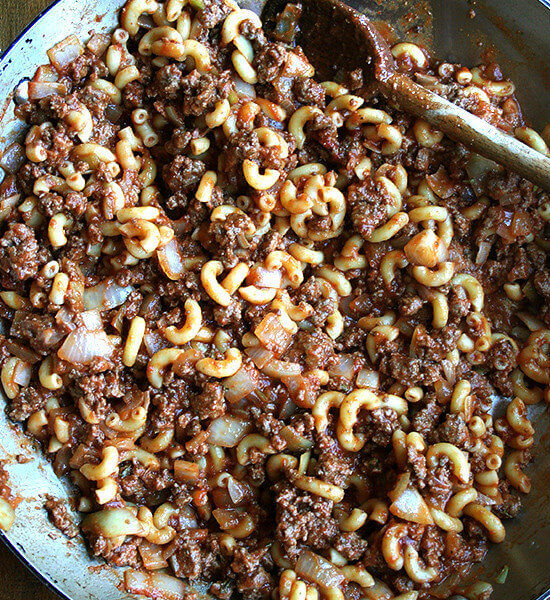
<box><xmin>0</xmin><ymin>0</ymin><xmax>550</xmax><ymax>599</ymax></box>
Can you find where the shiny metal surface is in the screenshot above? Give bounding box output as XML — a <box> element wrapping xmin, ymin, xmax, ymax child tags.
<box><xmin>0</xmin><ymin>0</ymin><xmax>549</xmax><ymax>599</ymax></box>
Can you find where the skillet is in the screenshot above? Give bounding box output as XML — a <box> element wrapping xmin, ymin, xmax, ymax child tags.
<box><xmin>0</xmin><ymin>0</ymin><xmax>549</xmax><ymax>598</ymax></box>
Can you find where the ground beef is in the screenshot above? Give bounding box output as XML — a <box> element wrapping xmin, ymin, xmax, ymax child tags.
<box><xmin>275</xmin><ymin>481</ymin><xmax>339</xmax><ymax>560</ymax></box>
<box><xmin>191</xmin><ymin>382</ymin><xmax>225</xmax><ymax>420</ymax></box>
<box><xmin>435</xmin><ymin>414</ymin><xmax>470</xmax><ymax>449</ymax></box>
<box><xmin>88</xmin><ymin>535</ymin><xmax>141</xmax><ymax>567</ymax></box>
<box><xmin>163</xmin><ymin>155</ymin><xmax>206</xmax><ymax>195</ymax></box>
<box><xmin>9</xmin><ymin>385</ymin><xmax>52</xmax><ymax>422</ymax></box>
<box><xmin>0</xmin><ymin>223</ymin><xmax>46</xmax><ymax>283</ymax></box>
<box><xmin>253</xmin><ymin>43</ymin><xmax>287</xmax><ymax>84</ymax></box>
<box><xmin>347</xmin><ymin>178</ymin><xmax>393</xmax><ymax>239</ymax></box>
<box><xmin>10</xmin><ymin>312</ymin><xmax>65</xmax><ymax>355</ymax></box>
<box><xmin>334</xmin><ymin>532</ymin><xmax>368</xmax><ymax>560</ymax></box>
<box><xmin>181</xmin><ymin>70</ymin><xmax>233</xmax><ymax>116</ymax></box>
<box><xmin>44</xmin><ymin>496</ymin><xmax>79</xmax><ymax>538</ymax></box>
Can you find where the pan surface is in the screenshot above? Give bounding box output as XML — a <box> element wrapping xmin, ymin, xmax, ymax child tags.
<box><xmin>0</xmin><ymin>0</ymin><xmax>549</xmax><ymax>599</ymax></box>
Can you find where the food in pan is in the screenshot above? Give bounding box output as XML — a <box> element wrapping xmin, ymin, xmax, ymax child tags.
<box><xmin>0</xmin><ymin>0</ymin><xmax>549</xmax><ymax>598</ymax></box>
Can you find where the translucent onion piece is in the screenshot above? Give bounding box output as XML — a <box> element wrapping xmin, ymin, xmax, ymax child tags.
<box><xmin>80</xmin><ymin>309</ymin><xmax>102</xmax><ymax>330</ymax></box>
<box><xmin>0</xmin><ymin>143</ymin><xmax>25</xmax><ymax>173</ymax></box>
<box><xmin>47</xmin><ymin>35</ymin><xmax>84</xmax><ymax>69</ymax></box>
<box><xmin>389</xmin><ymin>486</ymin><xmax>434</xmax><ymax>525</ymax></box>
<box><xmin>57</xmin><ymin>327</ymin><xmax>114</xmax><ymax>365</ymax></box>
<box><xmin>124</xmin><ymin>570</ymin><xmax>191</xmax><ymax>600</ymax></box>
<box><xmin>296</xmin><ymin>550</ymin><xmax>346</xmax><ymax>590</ymax></box>
<box><xmin>246</xmin><ymin>346</ymin><xmax>275</xmax><ymax>370</ymax></box>
<box><xmin>233</xmin><ymin>75</ymin><xmax>256</xmax><ymax>98</ymax></box>
<box><xmin>207</xmin><ymin>415</ymin><xmax>252</xmax><ymax>447</ymax></box>
<box><xmin>82</xmin><ymin>508</ymin><xmax>143</xmax><ymax>538</ymax></box>
<box><xmin>223</xmin><ymin>363</ymin><xmax>259</xmax><ymax>403</ymax></box>
<box><xmin>156</xmin><ymin>238</ymin><xmax>185</xmax><ymax>281</ymax></box>
<box><xmin>247</xmin><ymin>266</ymin><xmax>282</xmax><ymax>289</ymax></box>
<box><xmin>27</xmin><ymin>81</ymin><xmax>66</xmax><ymax>99</ymax></box>
<box><xmin>83</xmin><ymin>280</ymin><xmax>133</xmax><ymax>310</ymax></box>
<box><xmin>13</xmin><ymin>360</ymin><xmax>31</xmax><ymax>386</ymax></box>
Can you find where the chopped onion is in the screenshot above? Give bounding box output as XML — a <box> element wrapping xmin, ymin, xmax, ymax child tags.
<box><xmin>47</xmin><ymin>35</ymin><xmax>84</xmax><ymax>70</ymax></box>
<box><xmin>247</xmin><ymin>266</ymin><xmax>282</xmax><ymax>289</ymax></box>
<box><xmin>143</xmin><ymin>331</ymin><xmax>171</xmax><ymax>356</ymax></box>
<box><xmin>212</xmin><ymin>507</ymin><xmax>241</xmax><ymax>529</ymax></box>
<box><xmin>0</xmin><ymin>194</ymin><xmax>20</xmax><ymax>222</ymax></box>
<box><xmin>13</xmin><ymin>360</ymin><xmax>31</xmax><ymax>386</ymax></box>
<box><xmin>246</xmin><ymin>346</ymin><xmax>275</xmax><ymax>369</ymax></box>
<box><xmin>138</xmin><ymin>540</ymin><xmax>168</xmax><ymax>570</ymax></box>
<box><xmin>82</xmin><ymin>508</ymin><xmax>143</xmax><ymax>537</ymax></box>
<box><xmin>465</xmin><ymin>152</ymin><xmax>499</xmax><ymax>195</ymax></box>
<box><xmin>328</xmin><ymin>354</ymin><xmax>356</xmax><ymax>381</ymax></box>
<box><xmin>281</xmin><ymin>373</ymin><xmax>318</xmax><ymax>408</ymax></box>
<box><xmin>86</xmin><ymin>33</ymin><xmax>110</xmax><ymax>56</ymax></box>
<box><xmin>426</xmin><ymin>167</ymin><xmax>454</xmax><ymax>199</ymax></box>
<box><xmin>80</xmin><ymin>309</ymin><xmax>102</xmax><ymax>330</ymax></box>
<box><xmin>5</xmin><ymin>341</ymin><xmax>40</xmax><ymax>364</ymax></box>
<box><xmin>57</xmin><ymin>327</ymin><xmax>114</xmax><ymax>365</ymax></box>
<box><xmin>0</xmin><ymin>143</ymin><xmax>25</xmax><ymax>174</ymax></box>
<box><xmin>28</xmin><ymin>81</ymin><xmax>65</xmax><ymax>99</ymax></box>
<box><xmin>356</xmin><ymin>368</ymin><xmax>379</xmax><ymax>388</ymax></box>
<box><xmin>227</xmin><ymin>476</ymin><xmax>251</xmax><ymax>506</ymax></box>
<box><xmin>207</xmin><ymin>415</ymin><xmax>252</xmax><ymax>447</ymax></box>
<box><xmin>233</xmin><ymin>75</ymin><xmax>256</xmax><ymax>98</ymax></box>
<box><xmin>475</xmin><ymin>241</ymin><xmax>492</xmax><ymax>265</ymax></box>
<box><xmin>389</xmin><ymin>486</ymin><xmax>434</xmax><ymax>525</ymax></box>
<box><xmin>178</xmin><ymin>505</ymin><xmax>199</xmax><ymax>528</ymax></box>
<box><xmin>361</xmin><ymin>578</ymin><xmax>394</xmax><ymax>600</ymax></box>
<box><xmin>124</xmin><ymin>570</ymin><xmax>189</xmax><ymax>600</ymax></box>
<box><xmin>262</xmin><ymin>359</ymin><xmax>302</xmax><ymax>378</ymax></box>
<box><xmin>34</xmin><ymin>65</ymin><xmax>59</xmax><ymax>82</ymax></box>
<box><xmin>83</xmin><ymin>280</ymin><xmax>133</xmax><ymax>310</ymax></box>
<box><xmin>254</xmin><ymin>312</ymin><xmax>293</xmax><ymax>354</ymax></box>
<box><xmin>296</xmin><ymin>550</ymin><xmax>346</xmax><ymax>590</ymax></box>
<box><xmin>157</xmin><ymin>238</ymin><xmax>185</xmax><ymax>280</ymax></box>
<box><xmin>280</xmin><ymin>425</ymin><xmax>313</xmax><ymax>451</ymax></box>
<box><xmin>223</xmin><ymin>363</ymin><xmax>259</xmax><ymax>403</ymax></box>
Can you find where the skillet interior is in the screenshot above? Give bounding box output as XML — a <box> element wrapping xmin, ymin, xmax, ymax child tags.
<box><xmin>0</xmin><ymin>0</ymin><xmax>549</xmax><ymax>598</ymax></box>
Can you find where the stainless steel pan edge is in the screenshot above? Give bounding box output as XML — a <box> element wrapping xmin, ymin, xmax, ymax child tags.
<box><xmin>0</xmin><ymin>1</ymin><xmax>549</xmax><ymax>599</ymax></box>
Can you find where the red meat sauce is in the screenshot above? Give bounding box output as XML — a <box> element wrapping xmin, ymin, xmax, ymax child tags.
<box><xmin>0</xmin><ymin>0</ymin><xmax>548</xmax><ymax>598</ymax></box>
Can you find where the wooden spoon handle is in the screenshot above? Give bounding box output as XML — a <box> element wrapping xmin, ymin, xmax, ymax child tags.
<box><xmin>382</xmin><ymin>72</ymin><xmax>550</xmax><ymax>191</ymax></box>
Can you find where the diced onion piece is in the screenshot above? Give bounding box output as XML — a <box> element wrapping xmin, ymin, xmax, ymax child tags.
<box><xmin>157</xmin><ymin>238</ymin><xmax>185</xmax><ymax>280</ymax></box>
<box><xmin>223</xmin><ymin>363</ymin><xmax>259</xmax><ymax>403</ymax></box>
<box><xmin>465</xmin><ymin>153</ymin><xmax>499</xmax><ymax>195</ymax></box>
<box><xmin>87</xmin><ymin>33</ymin><xmax>110</xmax><ymax>56</ymax></box>
<box><xmin>281</xmin><ymin>373</ymin><xmax>318</xmax><ymax>408</ymax></box>
<box><xmin>254</xmin><ymin>312</ymin><xmax>293</xmax><ymax>354</ymax></box>
<box><xmin>178</xmin><ymin>505</ymin><xmax>199</xmax><ymax>528</ymax></box>
<box><xmin>280</xmin><ymin>425</ymin><xmax>313</xmax><ymax>451</ymax></box>
<box><xmin>174</xmin><ymin>460</ymin><xmax>200</xmax><ymax>483</ymax></box>
<box><xmin>328</xmin><ymin>354</ymin><xmax>356</xmax><ymax>381</ymax></box>
<box><xmin>246</xmin><ymin>266</ymin><xmax>282</xmax><ymax>289</ymax></box>
<box><xmin>82</xmin><ymin>508</ymin><xmax>143</xmax><ymax>537</ymax></box>
<box><xmin>0</xmin><ymin>143</ymin><xmax>26</xmax><ymax>173</ymax></box>
<box><xmin>124</xmin><ymin>570</ymin><xmax>190</xmax><ymax>600</ymax></box>
<box><xmin>143</xmin><ymin>331</ymin><xmax>171</xmax><ymax>357</ymax></box>
<box><xmin>34</xmin><ymin>65</ymin><xmax>59</xmax><ymax>82</ymax></box>
<box><xmin>83</xmin><ymin>280</ymin><xmax>133</xmax><ymax>310</ymax></box>
<box><xmin>227</xmin><ymin>476</ymin><xmax>251</xmax><ymax>505</ymax></box>
<box><xmin>296</xmin><ymin>550</ymin><xmax>346</xmax><ymax>590</ymax></box>
<box><xmin>27</xmin><ymin>81</ymin><xmax>65</xmax><ymax>99</ymax></box>
<box><xmin>425</xmin><ymin>167</ymin><xmax>454</xmax><ymax>199</ymax></box>
<box><xmin>13</xmin><ymin>360</ymin><xmax>31</xmax><ymax>386</ymax></box>
<box><xmin>47</xmin><ymin>35</ymin><xmax>84</xmax><ymax>70</ymax></box>
<box><xmin>475</xmin><ymin>241</ymin><xmax>492</xmax><ymax>265</ymax></box>
<box><xmin>389</xmin><ymin>486</ymin><xmax>434</xmax><ymax>525</ymax></box>
<box><xmin>262</xmin><ymin>359</ymin><xmax>302</xmax><ymax>378</ymax></box>
<box><xmin>233</xmin><ymin>75</ymin><xmax>256</xmax><ymax>98</ymax></box>
<box><xmin>80</xmin><ymin>309</ymin><xmax>102</xmax><ymax>330</ymax></box>
<box><xmin>57</xmin><ymin>327</ymin><xmax>114</xmax><ymax>365</ymax></box>
<box><xmin>246</xmin><ymin>346</ymin><xmax>275</xmax><ymax>369</ymax></box>
<box><xmin>356</xmin><ymin>368</ymin><xmax>379</xmax><ymax>388</ymax></box>
<box><xmin>138</xmin><ymin>540</ymin><xmax>169</xmax><ymax>570</ymax></box>
<box><xmin>212</xmin><ymin>507</ymin><xmax>241</xmax><ymax>529</ymax></box>
<box><xmin>207</xmin><ymin>415</ymin><xmax>252</xmax><ymax>447</ymax></box>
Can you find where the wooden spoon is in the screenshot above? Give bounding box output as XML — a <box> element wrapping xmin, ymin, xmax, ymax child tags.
<box><xmin>261</xmin><ymin>0</ymin><xmax>550</xmax><ymax>191</ymax></box>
